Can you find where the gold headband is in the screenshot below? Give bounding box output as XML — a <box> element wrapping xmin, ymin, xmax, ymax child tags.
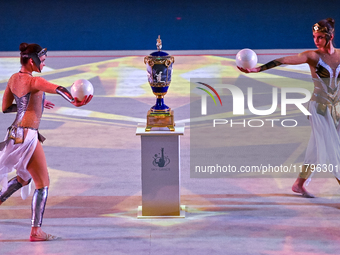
<box><xmin>313</xmin><ymin>23</ymin><xmax>334</xmax><ymax>34</ymax></box>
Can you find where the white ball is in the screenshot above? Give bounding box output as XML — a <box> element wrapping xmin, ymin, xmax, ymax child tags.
<box><xmin>70</xmin><ymin>79</ymin><xmax>94</xmax><ymax>101</ymax></box>
<box><xmin>236</xmin><ymin>48</ymin><xmax>258</xmax><ymax>69</ymax></box>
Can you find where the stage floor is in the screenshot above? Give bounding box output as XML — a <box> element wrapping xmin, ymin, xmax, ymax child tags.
<box><xmin>1</xmin><ymin>50</ymin><xmax>340</xmax><ymax>254</ymax></box>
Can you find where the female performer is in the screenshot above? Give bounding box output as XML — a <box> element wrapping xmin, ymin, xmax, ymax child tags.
<box><xmin>0</xmin><ymin>43</ymin><xmax>92</xmax><ymax>241</ymax></box>
<box><xmin>238</xmin><ymin>18</ymin><xmax>340</xmax><ymax>198</ymax></box>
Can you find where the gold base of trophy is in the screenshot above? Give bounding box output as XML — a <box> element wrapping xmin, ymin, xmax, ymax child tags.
<box><xmin>146</xmin><ymin>109</ymin><xmax>175</xmax><ymax>131</ymax></box>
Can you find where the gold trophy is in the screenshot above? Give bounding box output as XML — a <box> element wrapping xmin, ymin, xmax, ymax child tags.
<box><xmin>144</xmin><ymin>36</ymin><xmax>175</xmax><ymax>131</ymax></box>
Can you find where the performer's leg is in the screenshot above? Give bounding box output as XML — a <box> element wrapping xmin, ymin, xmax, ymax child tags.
<box><xmin>292</xmin><ymin>164</ymin><xmax>315</xmax><ymax>198</ymax></box>
<box><xmin>27</xmin><ymin>142</ymin><xmax>56</xmax><ymax>241</ymax></box>
<box><xmin>30</xmin><ymin>186</ymin><xmax>56</xmax><ymax>241</ymax></box>
<box><xmin>27</xmin><ymin>142</ymin><xmax>49</xmax><ymax>189</ymax></box>
<box><xmin>0</xmin><ymin>176</ymin><xmax>31</xmax><ymax>205</ymax></box>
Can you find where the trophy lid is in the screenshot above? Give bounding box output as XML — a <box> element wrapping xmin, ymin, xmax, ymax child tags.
<box><xmin>150</xmin><ymin>51</ymin><xmax>169</xmax><ymax>57</ymax></box>
<box><xmin>149</xmin><ymin>35</ymin><xmax>170</xmax><ymax>57</ymax></box>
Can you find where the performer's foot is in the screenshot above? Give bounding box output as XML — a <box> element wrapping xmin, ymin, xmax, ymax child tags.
<box><xmin>292</xmin><ymin>178</ymin><xmax>315</xmax><ymax>198</ymax></box>
<box><xmin>30</xmin><ymin>228</ymin><xmax>59</xmax><ymax>242</ymax></box>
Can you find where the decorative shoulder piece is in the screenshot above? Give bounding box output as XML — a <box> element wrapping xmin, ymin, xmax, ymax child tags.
<box><xmin>56</xmin><ymin>86</ymin><xmax>74</xmax><ymax>103</ymax></box>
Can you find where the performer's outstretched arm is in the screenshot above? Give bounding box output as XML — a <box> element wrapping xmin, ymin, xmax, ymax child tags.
<box><xmin>31</xmin><ymin>77</ymin><xmax>92</xmax><ymax>107</ymax></box>
<box><xmin>238</xmin><ymin>51</ymin><xmax>311</xmax><ymax>73</ymax></box>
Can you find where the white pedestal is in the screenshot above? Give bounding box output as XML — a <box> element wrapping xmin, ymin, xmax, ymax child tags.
<box><xmin>136</xmin><ymin>123</ymin><xmax>185</xmax><ymax>218</ymax></box>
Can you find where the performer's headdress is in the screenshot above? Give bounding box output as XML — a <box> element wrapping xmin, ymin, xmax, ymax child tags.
<box><xmin>313</xmin><ymin>23</ymin><xmax>334</xmax><ymax>35</ymax></box>
<box><xmin>21</xmin><ymin>48</ymin><xmax>47</xmax><ymax>72</ymax></box>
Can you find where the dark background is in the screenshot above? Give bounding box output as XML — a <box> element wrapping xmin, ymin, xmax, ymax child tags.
<box><xmin>1</xmin><ymin>0</ymin><xmax>340</xmax><ymax>51</ymax></box>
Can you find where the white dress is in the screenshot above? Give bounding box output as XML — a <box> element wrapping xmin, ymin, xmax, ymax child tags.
<box><xmin>304</xmin><ymin>58</ymin><xmax>340</xmax><ymax>180</ymax></box>
<box><xmin>0</xmin><ymin>129</ymin><xmax>37</xmax><ymax>199</ymax></box>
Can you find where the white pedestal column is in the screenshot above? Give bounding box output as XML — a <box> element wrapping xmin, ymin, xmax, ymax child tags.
<box><xmin>136</xmin><ymin>123</ymin><xmax>185</xmax><ymax>218</ymax></box>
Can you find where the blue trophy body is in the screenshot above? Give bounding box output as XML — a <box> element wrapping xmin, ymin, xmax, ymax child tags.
<box><xmin>144</xmin><ymin>36</ymin><xmax>175</xmax><ymax>131</ymax></box>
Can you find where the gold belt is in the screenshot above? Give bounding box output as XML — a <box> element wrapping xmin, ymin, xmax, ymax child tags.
<box><xmin>0</xmin><ymin>127</ymin><xmax>45</xmax><ymax>151</ymax></box>
<box><xmin>8</xmin><ymin>126</ymin><xmax>26</xmax><ymax>144</ymax></box>
<box><xmin>316</xmin><ymin>102</ymin><xmax>340</xmax><ymax>127</ymax></box>
<box><xmin>8</xmin><ymin>126</ymin><xmax>45</xmax><ymax>144</ymax></box>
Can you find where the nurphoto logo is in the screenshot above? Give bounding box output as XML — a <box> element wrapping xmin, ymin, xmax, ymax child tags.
<box><xmin>196</xmin><ymin>82</ymin><xmax>312</xmax><ymax>128</ymax></box>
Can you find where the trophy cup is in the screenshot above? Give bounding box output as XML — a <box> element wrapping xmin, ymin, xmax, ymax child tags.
<box><xmin>144</xmin><ymin>36</ymin><xmax>175</xmax><ymax>131</ymax></box>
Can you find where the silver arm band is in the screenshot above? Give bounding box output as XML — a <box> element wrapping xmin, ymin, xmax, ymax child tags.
<box><xmin>56</xmin><ymin>86</ymin><xmax>74</xmax><ymax>103</ymax></box>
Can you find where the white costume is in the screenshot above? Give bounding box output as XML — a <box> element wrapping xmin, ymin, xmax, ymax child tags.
<box><xmin>0</xmin><ymin>90</ymin><xmax>43</xmax><ymax>200</ymax></box>
<box><xmin>304</xmin><ymin>58</ymin><xmax>340</xmax><ymax>180</ymax></box>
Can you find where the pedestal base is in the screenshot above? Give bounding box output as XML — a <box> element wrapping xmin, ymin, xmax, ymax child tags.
<box><xmin>137</xmin><ymin>205</ymin><xmax>186</xmax><ymax>219</ymax></box>
<box><xmin>146</xmin><ymin>110</ymin><xmax>175</xmax><ymax>131</ymax></box>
